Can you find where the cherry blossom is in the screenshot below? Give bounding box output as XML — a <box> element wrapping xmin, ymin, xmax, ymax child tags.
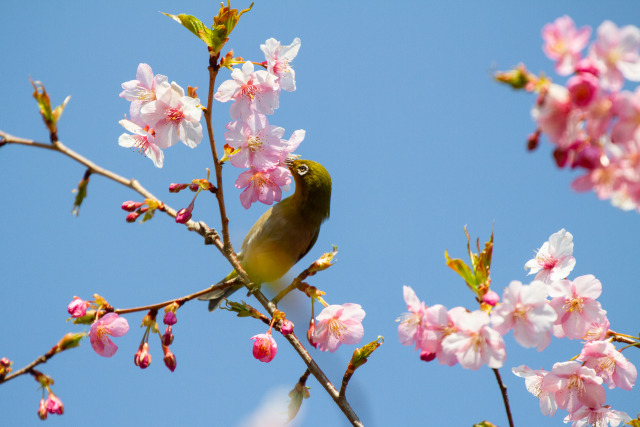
<box><xmin>118</xmin><ymin>119</ymin><xmax>164</xmax><ymax>168</ymax></box>
<box><xmin>548</xmin><ymin>275</ymin><xmax>607</xmax><ymax>340</ymax></box>
<box><xmin>524</xmin><ymin>228</ymin><xmax>576</xmax><ymax>283</ymax></box>
<box><xmin>589</xmin><ymin>20</ymin><xmax>640</xmax><ymax>91</ymax></box>
<box><xmin>512</xmin><ymin>365</ymin><xmax>558</xmax><ymax>416</ymax></box>
<box><xmin>224</xmin><ymin>114</ymin><xmax>286</xmax><ymax>169</ymax></box>
<box><xmin>491</xmin><ymin>280</ymin><xmax>557</xmax><ymax>350</ymax></box>
<box><xmin>45</xmin><ymin>392</ymin><xmax>64</xmax><ymax>415</ymax></box>
<box><xmin>140</xmin><ymin>81</ymin><xmax>203</xmax><ymax>149</ymax></box>
<box><xmin>577</xmin><ymin>340</ymin><xmax>637</xmax><ymax>390</ymax></box>
<box><xmin>531</xmin><ymin>84</ymin><xmax>572</xmax><ymax>146</ymax></box>
<box><xmin>567</xmin><ymin>72</ymin><xmax>600</xmax><ymax>108</ymax></box>
<box><xmin>313</xmin><ymin>303</ymin><xmax>365</xmax><ymax>353</ymax></box>
<box><xmin>397</xmin><ymin>286</ymin><xmax>427</xmax><ymax>350</ymax></box>
<box><xmin>541</xmin><ymin>361</ymin><xmax>606</xmax><ymax>413</ymax></box>
<box><xmin>119</xmin><ymin>63</ymin><xmax>168</xmax><ymax>122</ymax></box>
<box><xmin>251</xmin><ymin>333</ymin><xmax>278</xmax><ymax>362</ymax></box>
<box><xmin>564</xmin><ymin>405</ymin><xmax>631</xmax><ymax>427</ymax></box>
<box><xmin>422</xmin><ymin>305</ymin><xmax>467</xmax><ymax>366</ymax></box>
<box><xmin>542</xmin><ymin>16</ymin><xmax>591</xmax><ymax>75</ymax></box>
<box><xmin>261</xmin><ymin>37</ymin><xmax>301</xmax><ymax>92</ymax></box>
<box><xmin>611</xmin><ymin>87</ymin><xmax>640</xmax><ymax>144</ymax></box>
<box><xmin>67</xmin><ymin>296</ymin><xmax>88</xmax><ymax>318</ymax></box>
<box><xmin>214</xmin><ymin>61</ymin><xmax>280</xmax><ymax>120</ymax></box>
<box><xmin>89</xmin><ymin>313</ymin><xmax>130</xmax><ymax>357</ymax></box>
<box><xmin>441</xmin><ymin>310</ymin><xmax>506</xmax><ymax>370</ymax></box>
<box><xmin>235</xmin><ymin>166</ymin><xmax>292</xmax><ymax>209</ymax></box>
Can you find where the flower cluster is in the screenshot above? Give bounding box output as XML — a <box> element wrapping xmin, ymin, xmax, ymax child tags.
<box><xmin>499</xmin><ymin>17</ymin><xmax>640</xmax><ymax>212</ymax></box>
<box><xmin>215</xmin><ymin>38</ymin><xmax>305</xmax><ymax>208</ymax></box>
<box><xmin>119</xmin><ymin>63</ymin><xmax>203</xmax><ymax>168</ymax></box>
<box><xmin>398</xmin><ymin>229</ymin><xmax>637</xmax><ymax>425</ymax></box>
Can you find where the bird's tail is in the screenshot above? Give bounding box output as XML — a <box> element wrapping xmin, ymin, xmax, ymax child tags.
<box><xmin>200</xmin><ymin>284</ymin><xmax>243</xmax><ymax>312</ymax></box>
<box><xmin>197</xmin><ymin>271</ymin><xmax>242</xmax><ymax>312</ymax></box>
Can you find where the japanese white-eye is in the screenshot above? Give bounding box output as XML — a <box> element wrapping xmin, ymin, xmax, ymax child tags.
<box><xmin>199</xmin><ymin>158</ymin><xmax>332</xmax><ymax>311</ymax></box>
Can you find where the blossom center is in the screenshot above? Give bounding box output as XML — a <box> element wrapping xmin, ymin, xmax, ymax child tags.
<box><xmin>135</xmin><ymin>86</ymin><xmax>156</xmax><ymax>102</ymax></box>
<box><xmin>247</xmin><ymin>135</ymin><xmax>264</xmax><ymax>152</ymax></box>
<box><xmin>167</xmin><ymin>107</ymin><xmax>184</xmax><ymax>123</ymax></box>
<box><xmin>564</xmin><ymin>296</ymin><xmax>584</xmax><ymax>313</ymax></box>
<box><xmin>513</xmin><ymin>303</ymin><xmax>530</xmax><ymax>321</ymax></box>
<box><xmin>539</xmin><ymin>254</ymin><xmax>559</xmax><ymax>270</ymax></box>
<box><xmin>597</xmin><ymin>357</ymin><xmax>615</xmax><ymax>376</ymax></box>
<box><xmin>566</xmin><ymin>374</ymin><xmax>585</xmax><ymax>395</ymax></box>
<box><xmin>250</xmin><ymin>172</ymin><xmax>276</xmax><ymax>191</ymax></box>
<box><xmin>240</xmin><ymin>80</ymin><xmax>260</xmax><ymax>100</ymax></box>
<box><xmin>96</xmin><ymin>325</ymin><xmax>112</xmax><ymax>343</ymax></box>
<box><xmin>328</xmin><ymin>318</ymin><xmax>348</xmax><ymax>342</ymax></box>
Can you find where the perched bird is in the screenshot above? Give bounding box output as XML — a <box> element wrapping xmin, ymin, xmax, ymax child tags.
<box><xmin>199</xmin><ymin>158</ymin><xmax>332</xmax><ymax>311</ymax></box>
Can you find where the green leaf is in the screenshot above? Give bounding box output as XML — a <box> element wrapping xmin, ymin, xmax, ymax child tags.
<box><xmin>161</xmin><ymin>13</ymin><xmax>215</xmax><ymax>48</ymax></box>
<box><xmin>72</xmin><ymin>169</ymin><xmax>91</xmax><ymax>216</ymax></box>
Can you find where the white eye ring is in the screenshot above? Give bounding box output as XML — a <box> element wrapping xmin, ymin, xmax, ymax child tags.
<box><xmin>297</xmin><ymin>164</ymin><xmax>309</xmax><ymax>176</ymax></box>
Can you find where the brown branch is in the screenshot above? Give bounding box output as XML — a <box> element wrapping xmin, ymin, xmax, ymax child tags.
<box><xmin>0</xmin><ymin>334</ymin><xmax>81</xmax><ymax>385</ymax></box>
<box><xmin>204</xmin><ymin>60</ymin><xmax>232</xmax><ymax>251</ymax></box>
<box><xmin>493</xmin><ymin>368</ymin><xmax>514</xmax><ymax>427</ymax></box>
<box><xmin>114</xmin><ymin>278</ymin><xmax>241</xmax><ymax>315</ymax></box>
<box><xmin>0</xmin><ymin>130</ymin><xmax>214</xmax><ymax>241</ymax></box>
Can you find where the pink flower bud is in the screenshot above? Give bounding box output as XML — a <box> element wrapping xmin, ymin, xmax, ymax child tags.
<box><xmin>168</xmin><ymin>183</ymin><xmax>184</xmax><ymax>193</ymax></box>
<box><xmin>251</xmin><ymin>333</ymin><xmax>277</xmax><ymax>363</ymax></box>
<box><xmin>482</xmin><ymin>290</ymin><xmax>500</xmax><ymax>307</ymax></box>
<box><xmin>189</xmin><ymin>183</ymin><xmax>199</xmax><ymax>192</ymax></box>
<box><xmin>38</xmin><ymin>398</ymin><xmax>48</xmax><ymax>420</ymax></box>
<box><xmin>45</xmin><ymin>392</ymin><xmax>64</xmax><ymax>415</ymax></box>
<box><xmin>67</xmin><ymin>296</ymin><xmax>88</xmax><ymax>318</ymax></box>
<box><xmin>134</xmin><ymin>342</ymin><xmax>152</xmax><ymax>369</ymax></box>
<box><xmin>163</xmin><ymin>311</ymin><xmax>177</xmax><ymax>325</ymax></box>
<box><xmin>420</xmin><ymin>350</ymin><xmax>436</xmax><ymax>362</ymax></box>
<box><xmin>162</xmin><ymin>345</ymin><xmax>177</xmax><ymax>372</ymax></box>
<box><xmin>126</xmin><ymin>212</ymin><xmax>140</xmax><ymax>223</ymax></box>
<box><xmin>121</xmin><ymin>201</ymin><xmax>143</xmax><ymax>212</ymax></box>
<box><xmin>175</xmin><ymin>208</ymin><xmax>192</xmax><ymax>224</ymax></box>
<box><xmin>307</xmin><ymin>319</ymin><xmax>318</xmax><ymax>349</ymax></box>
<box><xmin>280</xmin><ymin>319</ymin><xmax>294</xmax><ymax>336</ymax></box>
<box><xmin>568</xmin><ymin>72</ymin><xmax>600</xmax><ymax>108</ymax></box>
<box><xmin>162</xmin><ymin>326</ymin><xmax>174</xmax><ymax>346</ymax></box>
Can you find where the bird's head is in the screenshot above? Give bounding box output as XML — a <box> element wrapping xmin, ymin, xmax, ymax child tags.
<box><xmin>285</xmin><ymin>157</ymin><xmax>332</xmax><ymax>221</ymax></box>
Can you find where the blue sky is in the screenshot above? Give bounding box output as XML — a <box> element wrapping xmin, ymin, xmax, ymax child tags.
<box><xmin>2</xmin><ymin>1</ymin><xmax>640</xmax><ymax>426</ymax></box>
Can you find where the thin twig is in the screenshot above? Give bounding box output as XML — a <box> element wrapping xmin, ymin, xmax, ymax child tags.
<box><xmin>204</xmin><ymin>60</ymin><xmax>232</xmax><ymax>251</ymax></box>
<box><xmin>493</xmin><ymin>368</ymin><xmax>514</xmax><ymax>427</ymax></box>
<box><xmin>0</xmin><ymin>337</ymin><xmax>75</xmax><ymax>384</ymax></box>
<box><xmin>114</xmin><ymin>278</ymin><xmax>241</xmax><ymax>315</ymax></box>
<box><xmin>0</xmin><ymin>130</ymin><xmax>214</xmax><ymax>241</ymax></box>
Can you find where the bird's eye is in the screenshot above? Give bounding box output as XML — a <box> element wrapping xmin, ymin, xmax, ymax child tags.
<box><xmin>296</xmin><ymin>164</ymin><xmax>309</xmax><ymax>176</ymax></box>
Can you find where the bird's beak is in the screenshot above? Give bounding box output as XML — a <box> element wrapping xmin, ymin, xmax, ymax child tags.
<box><xmin>284</xmin><ymin>154</ymin><xmax>299</xmax><ymax>170</ymax></box>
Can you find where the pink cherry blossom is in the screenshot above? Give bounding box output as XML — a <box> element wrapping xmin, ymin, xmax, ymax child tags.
<box><xmin>441</xmin><ymin>310</ymin><xmax>506</xmax><ymax>370</ymax></box>
<box><xmin>532</xmin><ymin>84</ymin><xmax>572</xmax><ymax>146</ymax></box>
<box><xmin>397</xmin><ymin>286</ymin><xmax>427</xmax><ymax>350</ymax></box>
<box><xmin>119</xmin><ymin>63</ymin><xmax>168</xmax><ymax>123</ymax></box>
<box><xmin>215</xmin><ymin>61</ymin><xmax>280</xmax><ymax>120</ymax></box>
<box><xmin>542</xmin><ymin>16</ymin><xmax>591</xmax><ymax>75</ymax></box>
<box><xmin>577</xmin><ymin>340</ymin><xmax>637</xmax><ymax>390</ymax></box>
<box><xmin>89</xmin><ymin>312</ymin><xmax>130</xmax><ymax>357</ymax></box>
<box><xmin>611</xmin><ymin>87</ymin><xmax>640</xmax><ymax>144</ymax></box>
<box><xmin>422</xmin><ymin>305</ymin><xmax>467</xmax><ymax>366</ymax></box>
<box><xmin>224</xmin><ymin>114</ymin><xmax>286</xmax><ymax>169</ymax></box>
<box><xmin>251</xmin><ymin>333</ymin><xmax>277</xmax><ymax>362</ymax></box>
<box><xmin>45</xmin><ymin>392</ymin><xmax>64</xmax><ymax>415</ymax></box>
<box><xmin>583</xmin><ymin>317</ymin><xmax>610</xmax><ymax>342</ymax></box>
<box><xmin>491</xmin><ymin>280</ymin><xmax>557</xmax><ymax>350</ymax></box>
<box><xmin>140</xmin><ymin>81</ymin><xmax>203</xmax><ymax>149</ymax></box>
<box><xmin>541</xmin><ymin>361</ymin><xmax>606</xmax><ymax>413</ymax></box>
<box><xmin>235</xmin><ymin>166</ymin><xmax>292</xmax><ymax>209</ymax></box>
<box><xmin>67</xmin><ymin>296</ymin><xmax>88</xmax><ymax>318</ymax></box>
<box><xmin>524</xmin><ymin>229</ymin><xmax>576</xmax><ymax>283</ymax></box>
<box><xmin>481</xmin><ymin>290</ymin><xmax>500</xmax><ymax>307</ymax></box>
<box><xmin>313</xmin><ymin>303</ymin><xmax>365</xmax><ymax>353</ymax></box>
<box><xmin>564</xmin><ymin>405</ymin><xmax>631</xmax><ymax>427</ymax></box>
<box><xmin>567</xmin><ymin>72</ymin><xmax>601</xmax><ymax>108</ymax></box>
<box><xmin>512</xmin><ymin>365</ymin><xmax>558</xmax><ymax>416</ymax></box>
<box><xmin>548</xmin><ymin>275</ymin><xmax>607</xmax><ymax>340</ymax></box>
<box><xmin>118</xmin><ymin>119</ymin><xmax>164</xmax><ymax>168</ymax></box>
<box><xmin>589</xmin><ymin>20</ymin><xmax>640</xmax><ymax>91</ymax></box>
<box><xmin>261</xmin><ymin>37</ymin><xmax>301</xmax><ymax>92</ymax></box>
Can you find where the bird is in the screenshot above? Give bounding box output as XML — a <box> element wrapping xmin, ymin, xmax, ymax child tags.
<box><xmin>199</xmin><ymin>158</ymin><xmax>332</xmax><ymax>311</ymax></box>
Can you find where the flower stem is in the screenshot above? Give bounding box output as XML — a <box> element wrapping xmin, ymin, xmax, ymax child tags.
<box><xmin>493</xmin><ymin>368</ymin><xmax>514</xmax><ymax>427</ymax></box>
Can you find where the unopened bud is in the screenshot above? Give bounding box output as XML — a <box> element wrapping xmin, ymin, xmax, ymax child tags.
<box><xmin>307</xmin><ymin>319</ymin><xmax>318</xmax><ymax>349</ymax></box>
<box><xmin>280</xmin><ymin>319</ymin><xmax>294</xmax><ymax>336</ymax></box>
<box><xmin>126</xmin><ymin>212</ymin><xmax>140</xmax><ymax>223</ymax></box>
<box><xmin>38</xmin><ymin>398</ymin><xmax>48</xmax><ymax>420</ymax></box>
<box><xmin>121</xmin><ymin>201</ymin><xmax>143</xmax><ymax>212</ymax></box>
<box><xmin>134</xmin><ymin>342</ymin><xmax>151</xmax><ymax>369</ymax></box>
<box><xmin>162</xmin><ymin>345</ymin><xmax>177</xmax><ymax>372</ymax></box>
<box><xmin>175</xmin><ymin>208</ymin><xmax>193</xmax><ymax>224</ymax></box>
<box><xmin>162</xmin><ymin>325</ymin><xmax>174</xmax><ymax>346</ymax></box>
